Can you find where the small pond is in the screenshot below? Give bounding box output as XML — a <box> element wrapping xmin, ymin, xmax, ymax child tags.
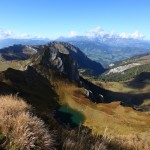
<box><xmin>54</xmin><ymin>104</ymin><xmax>85</xmax><ymax>128</ymax></box>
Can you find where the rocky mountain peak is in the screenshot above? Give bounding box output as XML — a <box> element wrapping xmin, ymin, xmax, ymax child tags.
<box><xmin>47</xmin><ymin>42</ymin><xmax>78</xmax><ymax>53</ymax></box>
<box><xmin>30</xmin><ymin>42</ymin><xmax>79</xmax><ymax>81</ymax></box>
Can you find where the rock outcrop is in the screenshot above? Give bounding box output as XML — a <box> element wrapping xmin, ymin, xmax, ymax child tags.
<box><xmin>29</xmin><ymin>42</ymin><xmax>79</xmax><ymax>81</ymax></box>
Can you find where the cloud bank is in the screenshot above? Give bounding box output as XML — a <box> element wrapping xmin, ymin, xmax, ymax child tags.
<box><xmin>119</xmin><ymin>31</ymin><xmax>145</xmax><ymax>39</ymax></box>
<box><xmin>0</xmin><ymin>28</ymin><xmax>47</xmax><ymax>39</ymax></box>
<box><xmin>0</xmin><ymin>27</ymin><xmax>145</xmax><ymax>40</ymax></box>
<box><xmin>0</xmin><ymin>29</ymin><xmax>14</xmax><ymax>39</ymax></box>
<box><xmin>86</xmin><ymin>26</ymin><xmax>145</xmax><ymax>39</ymax></box>
<box><xmin>68</xmin><ymin>26</ymin><xmax>145</xmax><ymax>40</ymax></box>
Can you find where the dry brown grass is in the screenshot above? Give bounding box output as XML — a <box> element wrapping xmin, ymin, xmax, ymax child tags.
<box><xmin>62</xmin><ymin>127</ymin><xmax>150</xmax><ymax>150</ymax></box>
<box><xmin>0</xmin><ymin>95</ymin><xmax>55</xmax><ymax>150</ymax></box>
<box><xmin>106</xmin><ymin>133</ymin><xmax>150</xmax><ymax>150</ymax></box>
<box><xmin>62</xmin><ymin>128</ymin><xmax>108</xmax><ymax>150</ymax></box>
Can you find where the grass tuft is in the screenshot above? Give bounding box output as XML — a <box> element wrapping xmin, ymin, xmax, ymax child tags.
<box><xmin>0</xmin><ymin>95</ymin><xmax>55</xmax><ymax>150</ymax></box>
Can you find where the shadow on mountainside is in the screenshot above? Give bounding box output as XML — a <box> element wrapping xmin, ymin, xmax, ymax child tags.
<box><xmin>126</xmin><ymin>72</ymin><xmax>150</xmax><ymax>89</ymax></box>
<box><xmin>0</xmin><ymin>67</ymin><xmax>85</xmax><ymax>128</ymax></box>
<box><xmin>0</xmin><ymin>67</ymin><xmax>59</xmax><ymax>112</ymax></box>
<box><xmin>0</xmin><ymin>67</ymin><xmax>149</xmax><ymax>109</ymax></box>
<box><xmin>80</xmin><ymin>77</ymin><xmax>150</xmax><ymax>106</ymax></box>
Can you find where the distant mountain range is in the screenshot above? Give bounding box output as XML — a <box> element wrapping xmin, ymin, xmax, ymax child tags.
<box><xmin>1</xmin><ymin>36</ymin><xmax>150</xmax><ymax>67</ymax></box>
<box><xmin>57</xmin><ymin>35</ymin><xmax>150</xmax><ymax>47</ymax></box>
<box><xmin>0</xmin><ymin>38</ymin><xmax>49</xmax><ymax>48</ymax></box>
<box><xmin>57</xmin><ymin>36</ymin><xmax>150</xmax><ymax>67</ymax></box>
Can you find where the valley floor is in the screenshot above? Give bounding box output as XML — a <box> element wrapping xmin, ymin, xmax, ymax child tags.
<box><xmin>55</xmin><ymin>80</ymin><xmax>150</xmax><ymax>137</ymax></box>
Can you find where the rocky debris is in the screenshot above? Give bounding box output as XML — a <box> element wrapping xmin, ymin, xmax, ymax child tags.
<box><xmin>99</xmin><ymin>94</ymin><xmax>104</xmax><ymax>102</ymax></box>
<box><xmin>109</xmin><ymin>63</ymin><xmax>115</xmax><ymax>67</ymax></box>
<box><xmin>84</xmin><ymin>88</ymin><xmax>104</xmax><ymax>103</ymax></box>
<box><xmin>133</xmin><ymin>106</ymin><xmax>143</xmax><ymax>112</ymax></box>
<box><xmin>107</xmin><ymin>63</ymin><xmax>141</xmax><ymax>74</ymax></box>
<box><xmin>84</xmin><ymin>89</ymin><xmax>93</xmax><ymax>98</ymax></box>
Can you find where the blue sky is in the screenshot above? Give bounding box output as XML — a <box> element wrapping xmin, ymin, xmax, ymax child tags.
<box><xmin>0</xmin><ymin>0</ymin><xmax>150</xmax><ymax>39</ymax></box>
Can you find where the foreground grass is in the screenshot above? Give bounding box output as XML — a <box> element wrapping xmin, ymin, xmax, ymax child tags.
<box><xmin>0</xmin><ymin>95</ymin><xmax>150</xmax><ymax>150</ymax></box>
<box><xmin>62</xmin><ymin>127</ymin><xmax>150</xmax><ymax>150</ymax></box>
<box><xmin>0</xmin><ymin>95</ymin><xmax>55</xmax><ymax>150</ymax></box>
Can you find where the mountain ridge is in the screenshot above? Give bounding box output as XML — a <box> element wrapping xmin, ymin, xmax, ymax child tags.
<box><xmin>0</xmin><ymin>42</ymin><xmax>105</xmax><ymax>76</ymax></box>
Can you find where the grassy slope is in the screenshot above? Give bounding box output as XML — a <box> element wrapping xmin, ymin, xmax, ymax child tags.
<box><xmin>93</xmin><ymin>80</ymin><xmax>150</xmax><ymax>94</ymax></box>
<box><xmin>54</xmin><ymin>80</ymin><xmax>150</xmax><ymax>136</ymax></box>
<box><xmin>99</xmin><ymin>54</ymin><xmax>150</xmax><ymax>82</ymax></box>
<box><xmin>92</xmin><ymin>79</ymin><xmax>150</xmax><ymax>112</ymax></box>
<box><xmin>0</xmin><ymin>60</ymin><xmax>29</xmax><ymax>71</ymax></box>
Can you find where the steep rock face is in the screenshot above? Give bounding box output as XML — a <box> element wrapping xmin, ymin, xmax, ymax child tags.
<box><xmin>29</xmin><ymin>42</ymin><xmax>79</xmax><ymax>81</ymax></box>
<box><xmin>51</xmin><ymin>42</ymin><xmax>105</xmax><ymax>76</ymax></box>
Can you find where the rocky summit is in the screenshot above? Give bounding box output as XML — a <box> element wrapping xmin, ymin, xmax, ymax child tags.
<box><xmin>28</xmin><ymin>42</ymin><xmax>79</xmax><ymax>81</ymax></box>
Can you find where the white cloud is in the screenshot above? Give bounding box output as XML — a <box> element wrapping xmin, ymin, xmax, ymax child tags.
<box><xmin>17</xmin><ymin>33</ymin><xmax>33</xmax><ymax>39</ymax></box>
<box><xmin>84</xmin><ymin>26</ymin><xmax>145</xmax><ymax>39</ymax></box>
<box><xmin>0</xmin><ymin>27</ymin><xmax>145</xmax><ymax>40</ymax></box>
<box><xmin>86</xmin><ymin>26</ymin><xmax>105</xmax><ymax>37</ymax></box>
<box><xmin>67</xmin><ymin>31</ymin><xmax>79</xmax><ymax>37</ymax></box>
<box><xmin>119</xmin><ymin>32</ymin><xmax>129</xmax><ymax>38</ymax></box>
<box><xmin>130</xmin><ymin>31</ymin><xmax>145</xmax><ymax>39</ymax></box>
<box><xmin>0</xmin><ymin>29</ymin><xmax>14</xmax><ymax>39</ymax></box>
<box><xmin>119</xmin><ymin>31</ymin><xmax>145</xmax><ymax>39</ymax></box>
<box><xmin>0</xmin><ymin>28</ymin><xmax>49</xmax><ymax>40</ymax></box>
<box><xmin>0</xmin><ymin>28</ymin><xmax>32</xmax><ymax>39</ymax></box>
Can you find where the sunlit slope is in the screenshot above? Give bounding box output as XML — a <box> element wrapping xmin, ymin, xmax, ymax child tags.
<box><xmin>54</xmin><ymin>80</ymin><xmax>150</xmax><ymax>135</ymax></box>
<box><xmin>99</xmin><ymin>54</ymin><xmax>150</xmax><ymax>82</ymax></box>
